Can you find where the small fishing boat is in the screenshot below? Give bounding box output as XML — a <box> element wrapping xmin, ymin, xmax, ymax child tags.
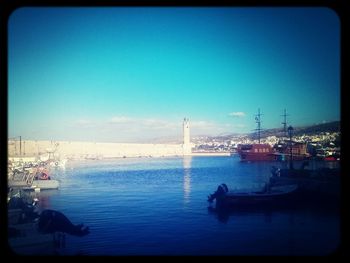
<box><xmin>208</xmin><ymin>183</ymin><xmax>298</xmax><ymax>206</ymax></box>
<box><xmin>8</xmin><ymin>166</ymin><xmax>59</xmax><ymax>191</ymax></box>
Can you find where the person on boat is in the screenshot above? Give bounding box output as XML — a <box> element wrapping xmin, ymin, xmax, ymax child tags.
<box><xmin>208</xmin><ymin>183</ymin><xmax>229</xmax><ymax>202</ymax></box>
<box><xmin>8</xmin><ymin>195</ymin><xmax>40</xmax><ymax>223</ymax></box>
<box><xmin>39</xmin><ymin>167</ymin><xmax>51</xmax><ymax>180</ymax></box>
<box><xmin>271</xmin><ymin>166</ymin><xmax>281</xmax><ymax>177</ymax></box>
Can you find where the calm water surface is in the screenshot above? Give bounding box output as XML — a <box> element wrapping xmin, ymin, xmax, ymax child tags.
<box><xmin>29</xmin><ymin>156</ymin><xmax>340</xmax><ymax>255</ymax></box>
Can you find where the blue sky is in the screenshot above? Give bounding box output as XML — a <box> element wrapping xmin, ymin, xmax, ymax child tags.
<box><xmin>8</xmin><ymin>7</ymin><xmax>340</xmax><ymax>142</ymax></box>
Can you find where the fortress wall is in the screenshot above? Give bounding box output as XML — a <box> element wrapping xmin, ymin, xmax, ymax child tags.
<box><xmin>8</xmin><ymin>140</ymin><xmax>186</xmax><ymax>158</ymax></box>
<box><xmin>8</xmin><ymin>140</ymin><xmax>55</xmax><ymax>156</ymax></box>
<box><xmin>8</xmin><ymin>119</ymin><xmax>195</xmax><ymax>159</ymax></box>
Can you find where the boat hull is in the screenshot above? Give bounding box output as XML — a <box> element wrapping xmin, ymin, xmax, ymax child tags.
<box><xmin>216</xmin><ymin>184</ymin><xmax>299</xmax><ymax>207</ymax></box>
<box><xmin>270</xmin><ymin>173</ymin><xmax>340</xmax><ymax>200</ymax></box>
<box><xmin>239</xmin><ymin>152</ymin><xmax>276</xmax><ymax>161</ymax></box>
<box><xmin>9</xmin><ymin>180</ymin><xmax>60</xmax><ymax>190</ymax></box>
<box><xmin>30</xmin><ymin>180</ymin><xmax>59</xmax><ymax>190</ymax></box>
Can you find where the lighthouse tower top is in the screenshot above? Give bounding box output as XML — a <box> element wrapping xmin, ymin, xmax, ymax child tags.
<box><xmin>183</xmin><ymin>118</ymin><xmax>190</xmax><ymax>145</ymax></box>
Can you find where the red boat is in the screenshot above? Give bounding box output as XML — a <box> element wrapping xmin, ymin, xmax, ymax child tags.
<box><xmin>237</xmin><ymin>144</ymin><xmax>276</xmax><ymax>161</ymax></box>
<box><xmin>238</xmin><ymin>109</ymin><xmax>310</xmax><ymax>162</ymax></box>
<box><xmin>324</xmin><ymin>156</ymin><xmax>339</xmax><ymax>161</ymax></box>
<box><xmin>237</xmin><ymin>142</ymin><xmax>311</xmax><ymax>162</ymax></box>
<box><xmin>273</xmin><ymin>141</ymin><xmax>311</xmax><ymax>161</ymax></box>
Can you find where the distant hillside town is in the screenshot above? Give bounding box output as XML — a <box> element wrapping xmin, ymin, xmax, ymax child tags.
<box><xmin>8</xmin><ymin>120</ymin><xmax>340</xmax><ymax>161</ymax></box>
<box><xmin>192</xmin><ymin>121</ymin><xmax>341</xmax><ymax>157</ymax></box>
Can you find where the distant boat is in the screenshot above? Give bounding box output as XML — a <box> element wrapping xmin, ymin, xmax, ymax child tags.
<box><xmin>236</xmin><ymin>109</ymin><xmax>278</xmax><ymax>162</ymax></box>
<box><xmin>272</xmin><ymin>141</ymin><xmax>311</xmax><ymax>161</ymax></box>
<box><xmin>208</xmin><ymin>183</ymin><xmax>298</xmax><ymax>206</ymax></box>
<box><xmin>237</xmin><ymin>143</ymin><xmax>276</xmax><ymax>161</ymax></box>
<box><xmin>237</xmin><ymin>142</ymin><xmax>310</xmax><ymax>162</ymax></box>
<box><xmin>237</xmin><ymin>109</ymin><xmax>310</xmax><ymax>162</ymax></box>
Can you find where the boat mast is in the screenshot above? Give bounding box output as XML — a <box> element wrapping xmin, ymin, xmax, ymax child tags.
<box><xmin>281</xmin><ymin>109</ymin><xmax>289</xmax><ymax>137</ymax></box>
<box><xmin>255</xmin><ymin>109</ymin><xmax>262</xmax><ymax>144</ymax></box>
<box><xmin>288</xmin><ymin>126</ymin><xmax>294</xmax><ymax>169</ymax></box>
<box><xmin>19</xmin><ymin>136</ymin><xmax>22</xmax><ymax>156</ymax></box>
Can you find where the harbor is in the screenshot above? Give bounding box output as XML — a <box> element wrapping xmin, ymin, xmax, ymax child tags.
<box><xmin>7</xmin><ymin>156</ymin><xmax>340</xmax><ymax>255</ymax></box>
<box><xmin>7</xmin><ymin>7</ymin><xmax>341</xmax><ymax>256</ymax></box>
<box><xmin>7</xmin><ymin>117</ymin><xmax>341</xmax><ymax>255</ymax></box>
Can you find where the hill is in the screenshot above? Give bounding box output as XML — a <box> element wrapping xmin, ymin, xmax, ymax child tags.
<box><xmin>191</xmin><ymin>121</ymin><xmax>340</xmax><ymax>143</ymax></box>
<box><xmin>293</xmin><ymin>121</ymin><xmax>340</xmax><ymax>135</ymax></box>
<box><xmin>247</xmin><ymin>121</ymin><xmax>340</xmax><ymax>139</ymax></box>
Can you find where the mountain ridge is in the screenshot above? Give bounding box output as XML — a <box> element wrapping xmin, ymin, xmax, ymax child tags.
<box><xmin>194</xmin><ymin>121</ymin><xmax>340</xmax><ymax>142</ymax></box>
<box><xmin>148</xmin><ymin>121</ymin><xmax>340</xmax><ymax>143</ymax></box>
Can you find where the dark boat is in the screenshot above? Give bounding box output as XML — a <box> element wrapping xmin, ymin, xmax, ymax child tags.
<box><xmin>237</xmin><ymin>143</ymin><xmax>276</xmax><ymax>161</ymax></box>
<box><xmin>272</xmin><ymin>141</ymin><xmax>311</xmax><ymax>161</ymax></box>
<box><xmin>269</xmin><ymin>164</ymin><xmax>341</xmax><ymax>201</ymax></box>
<box><xmin>208</xmin><ymin>183</ymin><xmax>298</xmax><ymax>207</ymax></box>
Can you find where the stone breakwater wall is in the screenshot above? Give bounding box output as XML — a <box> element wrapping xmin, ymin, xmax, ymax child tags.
<box><xmin>8</xmin><ymin>140</ymin><xmax>186</xmax><ymax>159</ymax></box>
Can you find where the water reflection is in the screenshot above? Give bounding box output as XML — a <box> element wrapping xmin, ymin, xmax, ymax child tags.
<box><xmin>207</xmin><ymin>203</ymin><xmax>293</xmax><ymax>224</ymax></box>
<box><xmin>281</xmin><ymin>159</ymin><xmax>340</xmax><ymax>170</ymax></box>
<box><xmin>183</xmin><ymin>156</ymin><xmax>192</xmax><ymax>204</ymax></box>
<box><xmin>15</xmin><ymin>157</ymin><xmax>339</xmax><ymax>255</ymax></box>
<box><xmin>207</xmin><ymin>197</ymin><xmax>339</xmax><ymax>224</ymax></box>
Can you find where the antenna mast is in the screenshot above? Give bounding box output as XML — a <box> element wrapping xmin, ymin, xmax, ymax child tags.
<box><xmin>255</xmin><ymin>108</ymin><xmax>263</xmax><ymax>144</ymax></box>
<box><xmin>281</xmin><ymin>109</ymin><xmax>289</xmax><ymax>137</ymax></box>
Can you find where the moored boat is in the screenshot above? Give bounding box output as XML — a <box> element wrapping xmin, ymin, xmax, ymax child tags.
<box><xmin>8</xmin><ymin>165</ymin><xmax>59</xmax><ymax>191</ymax></box>
<box><xmin>237</xmin><ymin>143</ymin><xmax>276</xmax><ymax>161</ymax></box>
<box><xmin>269</xmin><ymin>165</ymin><xmax>340</xmax><ymax>200</ymax></box>
<box><xmin>237</xmin><ymin>142</ymin><xmax>311</xmax><ymax>162</ymax></box>
<box><xmin>208</xmin><ymin>183</ymin><xmax>298</xmax><ymax>206</ymax></box>
<box><xmin>8</xmin><ymin>179</ymin><xmax>60</xmax><ymax>191</ymax></box>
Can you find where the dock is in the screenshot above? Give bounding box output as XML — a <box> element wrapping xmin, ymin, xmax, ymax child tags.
<box><xmin>8</xmin><ymin>222</ymin><xmax>60</xmax><ymax>255</ymax></box>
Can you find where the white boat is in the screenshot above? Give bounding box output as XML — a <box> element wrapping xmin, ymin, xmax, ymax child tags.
<box><xmin>49</xmin><ymin>159</ymin><xmax>67</xmax><ymax>169</ymax></box>
<box><xmin>9</xmin><ymin>179</ymin><xmax>60</xmax><ymax>190</ymax></box>
<box><xmin>28</xmin><ymin>179</ymin><xmax>60</xmax><ymax>190</ymax></box>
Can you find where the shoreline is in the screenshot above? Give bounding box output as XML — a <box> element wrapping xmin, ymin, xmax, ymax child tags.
<box><xmin>190</xmin><ymin>152</ymin><xmax>231</xmax><ymax>157</ymax></box>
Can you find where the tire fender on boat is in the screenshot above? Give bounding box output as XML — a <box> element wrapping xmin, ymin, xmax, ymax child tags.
<box><xmin>40</xmin><ymin>173</ymin><xmax>49</xmax><ymax>180</ymax></box>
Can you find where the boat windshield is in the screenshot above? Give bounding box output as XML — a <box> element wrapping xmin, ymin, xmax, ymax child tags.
<box><xmin>241</xmin><ymin>145</ymin><xmax>253</xmax><ymax>150</ymax></box>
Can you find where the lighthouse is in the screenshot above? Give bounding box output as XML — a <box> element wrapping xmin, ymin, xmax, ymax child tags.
<box><xmin>183</xmin><ymin>118</ymin><xmax>192</xmax><ymax>156</ymax></box>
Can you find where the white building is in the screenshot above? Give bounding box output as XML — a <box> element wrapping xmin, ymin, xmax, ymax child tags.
<box><xmin>182</xmin><ymin>118</ymin><xmax>193</xmax><ymax>156</ymax></box>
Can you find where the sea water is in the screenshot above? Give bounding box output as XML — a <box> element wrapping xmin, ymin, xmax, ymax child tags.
<box><xmin>16</xmin><ymin>156</ymin><xmax>340</xmax><ymax>255</ymax></box>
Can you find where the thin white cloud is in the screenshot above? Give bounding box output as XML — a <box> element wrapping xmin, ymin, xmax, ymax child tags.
<box><xmin>191</xmin><ymin>120</ymin><xmax>233</xmax><ymax>135</ymax></box>
<box><xmin>76</xmin><ymin>119</ymin><xmax>92</xmax><ymax>125</ymax></box>
<box><xmin>107</xmin><ymin>116</ymin><xmax>178</xmax><ymax>130</ymax></box>
<box><xmin>109</xmin><ymin>116</ymin><xmax>133</xmax><ymax>123</ymax></box>
<box><xmin>65</xmin><ymin>117</ymin><xmax>247</xmax><ymax>142</ymax></box>
<box><xmin>191</xmin><ymin>121</ymin><xmax>216</xmax><ymax>128</ymax></box>
<box><xmin>233</xmin><ymin>124</ymin><xmax>246</xmax><ymax>128</ymax></box>
<box><xmin>73</xmin><ymin>119</ymin><xmax>97</xmax><ymax>129</ymax></box>
<box><xmin>142</xmin><ymin>118</ymin><xmax>167</xmax><ymax>127</ymax></box>
<box><xmin>142</xmin><ymin>119</ymin><xmax>178</xmax><ymax>130</ymax></box>
<box><xmin>229</xmin><ymin>112</ymin><xmax>246</xmax><ymax>118</ymax></box>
